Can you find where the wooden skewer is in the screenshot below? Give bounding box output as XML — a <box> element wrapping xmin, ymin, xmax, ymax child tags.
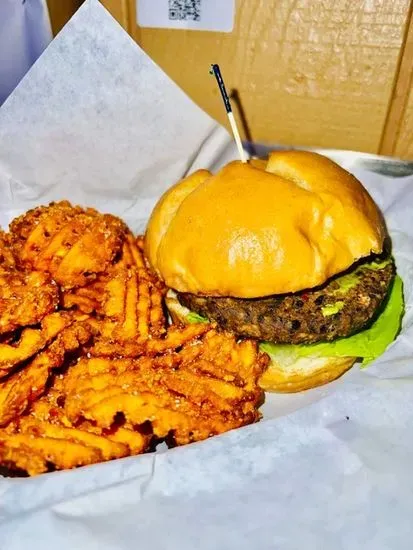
<box><xmin>210</xmin><ymin>64</ymin><xmax>247</xmax><ymax>163</ymax></box>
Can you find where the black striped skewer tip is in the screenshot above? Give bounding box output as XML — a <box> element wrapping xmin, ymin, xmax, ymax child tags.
<box><xmin>210</xmin><ymin>64</ymin><xmax>232</xmax><ymax>113</ymax></box>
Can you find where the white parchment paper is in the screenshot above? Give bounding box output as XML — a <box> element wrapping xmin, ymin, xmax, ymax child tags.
<box><xmin>0</xmin><ymin>1</ymin><xmax>413</xmax><ymax>548</ymax></box>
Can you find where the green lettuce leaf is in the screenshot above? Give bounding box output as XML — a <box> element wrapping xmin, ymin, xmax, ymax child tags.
<box><xmin>186</xmin><ymin>311</ymin><xmax>210</xmax><ymax>324</ymax></box>
<box><xmin>260</xmin><ymin>275</ymin><xmax>404</xmax><ymax>367</ymax></box>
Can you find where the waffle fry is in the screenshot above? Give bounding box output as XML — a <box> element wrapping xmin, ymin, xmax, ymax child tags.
<box><xmin>0</xmin><ymin>433</ymin><xmax>103</xmax><ymax>476</ymax></box>
<box><xmin>0</xmin><ymin>383</ymin><xmax>151</xmax><ymax>476</ymax></box>
<box><xmin>54</xmin><ymin>328</ymin><xmax>267</xmax><ymax>447</ymax></box>
<box><xmin>0</xmin><ymin>441</ymin><xmax>47</xmax><ymax>476</ymax></box>
<box><xmin>0</xmin><ymin>230</ymin><xmax>59</xmax><ymax>334</ymax></box>
<box><xmin>89</xmin><ymin>322</ymin><xmax>209</xmax><ymax>358</ymax></box>
<box><xmin>0</xmin><ymin>270</ymin><xmax>59</xmax><ymax>335</ymax></box>
<box><xmin>0</xmin><ymin>312</ymin><xmax>71</xmax><ymax>377</ymax></box>
<box><xmin>61</xmin><ymin>292</ymin><xmax>100</xmax><ymax>314</ymax></box>
<box><xmin>0</xmin><ymin>202</ymin><xmax>268</xmax><ymax>476</ymax></box>
<box><xmin>0</xmin><ymin>318</ymin><xmax>92</xmax><ymax>426</ymax></box>
<box><xmin>101</xmin><ymin>426</ymin><xmax>149</xmax><ymax>455</ymax></box>
<box><xmin>128</xmin><ymin>233</ymin><xmax>145</xmax><ymax>269</ymax></box>
<box><xmin>94</xmin><ymin>273</ymin><xmax>165</xmax><ymax>345</ymax></box>
<box><xmin>20</xmin><ymin>420</ymin><xmax>129</xmax><ymax>461</ymax></box>
<box><xmin>62</xmin><ymin>233</ymin><xmax>166</xmax><ymax>344</ymax></box>
<box><xmin>10</xmin><ymin>201</ymin><xmax>127</xmax><ymax>289</ymax></box>
<box><xmin>0</xmin><ymin>230</ymin><xmax>16</xmax><ymax>273</ymax></box>
<box><xmin>25</xmin><ymin>391</ymin><xmax>151</xmax><ymax>457</ymax></box>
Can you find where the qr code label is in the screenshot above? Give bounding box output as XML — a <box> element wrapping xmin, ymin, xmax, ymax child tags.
<box><xmin>168</xmin><ymin>0</ymin><xmax>201</xmax><ymax>21</ymax></box>
<box><xmin>136</xmin><ymin>0</ymin><xmax>234</xmax><ymax>33</ymax></box>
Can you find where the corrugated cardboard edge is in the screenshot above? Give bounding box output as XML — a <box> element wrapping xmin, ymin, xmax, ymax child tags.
<box><xmin>380</xmin><ymin>3</ymin><xmax>413</xmax><ymax>158</ymax></box>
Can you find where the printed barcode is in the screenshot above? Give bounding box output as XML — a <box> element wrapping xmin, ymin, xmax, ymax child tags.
<box><xmin>168</xmin><ymin>0</ymin><xmax>201</xmax><ymax>22</ymax></box>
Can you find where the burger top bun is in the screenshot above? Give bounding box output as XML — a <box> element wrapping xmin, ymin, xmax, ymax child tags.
<box><xmin>145</xmin><ymin>151</ymin><xmax>386</xmax><ymax>298</ymax></box>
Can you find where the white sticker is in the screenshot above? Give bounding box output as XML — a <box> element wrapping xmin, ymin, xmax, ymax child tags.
<box><xmin>136</xmin><ymin>0</ymin><xmax>235</xmax><ymax>33</ymax></box>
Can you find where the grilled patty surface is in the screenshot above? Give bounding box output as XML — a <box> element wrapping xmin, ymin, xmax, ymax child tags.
<box><xmin>177</xmin><ymin>257</ymin><xmax>395</xmax><ymax>344</ymax></box>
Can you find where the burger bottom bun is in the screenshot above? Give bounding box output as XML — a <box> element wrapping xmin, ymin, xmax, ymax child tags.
<box><xmin>258</xmin><ymin>355</ymin><xmax>356</xmax><ymax>393</ymax></box>
<box><xmin>165</xmin><ymin>291</ymin><xmax>356</xmax><ymax>393</ymax></box>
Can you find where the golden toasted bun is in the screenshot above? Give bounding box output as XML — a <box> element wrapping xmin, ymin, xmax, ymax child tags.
<box><xmin>165</xmin><ymin>291</ymin><xmax>355</xmax><ymax>393</ymax></box>
<box><xmin>145</xmin><ymin>151</ymin><xmax>386</xmax><ymax>298</ymax></box>
<box><xmin>145</xmin><ymin>170</ymin><xmax>211</xmax><ymax>273</ymax></box>
<box><xmin>258</xmin><ymin>354</ymin><xmax>356</xmax><ymax>393</ymax></box>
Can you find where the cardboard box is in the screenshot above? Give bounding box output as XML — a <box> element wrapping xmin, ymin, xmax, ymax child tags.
<box><xmin>50</xmin><ymin>0</ymin><xmax>413</xmax><ymax>159</ymax></box>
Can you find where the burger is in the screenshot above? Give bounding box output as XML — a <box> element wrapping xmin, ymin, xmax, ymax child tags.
<box><xmin>144</xmin><ymin>151</ymin><xmax>404</xmax><ymax>392</ymax></box>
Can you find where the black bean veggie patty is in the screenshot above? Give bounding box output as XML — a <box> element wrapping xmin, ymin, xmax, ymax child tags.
<box><xmin>177</xmin><ymin>256</ymin><xmax>395</xmax><ymax>344</ymax></box>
